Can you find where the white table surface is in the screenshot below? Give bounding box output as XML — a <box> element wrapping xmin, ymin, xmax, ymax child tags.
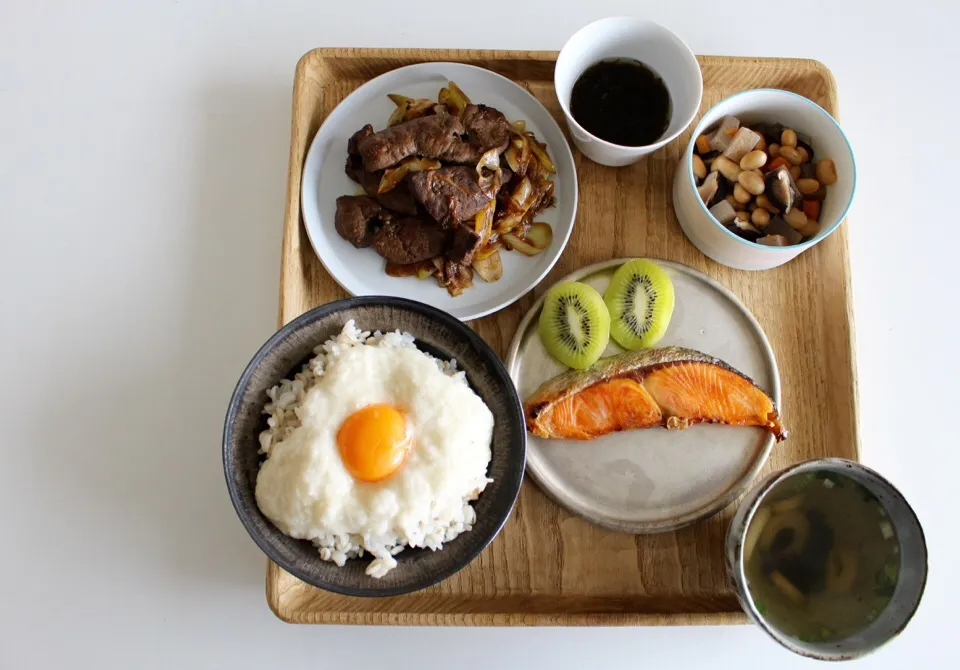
<box><xmin>1</xmin><ymin>1</ymin><xmax>956</xmax><ymax>667</ymax></box>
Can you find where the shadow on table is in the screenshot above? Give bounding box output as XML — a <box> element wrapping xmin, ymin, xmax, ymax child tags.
<box><xmin>29</xmin><ymin>79</ymin><xmax>292</xmax><ymax>591</ymax></box>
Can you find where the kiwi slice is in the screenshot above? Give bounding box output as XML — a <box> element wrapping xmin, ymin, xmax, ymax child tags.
<box><xmin>604</xmin><ymin>259</ymin><xmax>675</xmax><ymax>350</ymax></box>
<box><xmin>538</xmin><ymin>281</ymin><xmax>610</xmax><ymax>369</ymax></box>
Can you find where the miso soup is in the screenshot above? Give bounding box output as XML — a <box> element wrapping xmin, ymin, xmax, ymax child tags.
<box><xmin>744</xmin><ymin>471</ymin><xmax>900</xmax><ymax>643</ymax></box>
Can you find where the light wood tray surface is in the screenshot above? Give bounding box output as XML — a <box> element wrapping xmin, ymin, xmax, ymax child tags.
<box><xmin>270</xmin><ymin>48</ymin><xmax>856</xmax><ymax>625</ymax></box>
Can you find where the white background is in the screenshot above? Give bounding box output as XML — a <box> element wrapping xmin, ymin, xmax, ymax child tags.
<box><xmin>0</xmin><ymin>1</ymin><xmax>955</xmax><ymax>668</ymax></box>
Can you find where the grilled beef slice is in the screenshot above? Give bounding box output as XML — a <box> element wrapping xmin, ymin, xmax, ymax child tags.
<box><xmin>335</xmin><ymin>195</ymin><xmax>389</xmax><ymax>248</ymax></box>
<box><xmin>461</xmin><ymin>104</ymin><xmax>511</xmax><ymax>156</ymax></box>
<box><xmin>358</xmin><ymin>111</ymin><xmax>474</xmax><ymax>171</ymax></box>
<box><xmin>447</xmin><ymin>224</ymin><xmax>482</xmax><ymax>265</ymax></box>
<box><xmin>357</xmin><ymin>105</ymin><xmax>512</xmax><ymax>172</ymax></box>
<box><xmin>407</xmin><ymin>166</ymin><xmax>496</xmax><ymax>224</ymax></box>
<box><xmin>372</xmin><ymin>217</ymin><xmax>446</xmax><ymax>264</ymax></box>
<box><xmin>345</xmin><ymin>125</ymin><xmax>418</xmax><ymax>215</ymax></box>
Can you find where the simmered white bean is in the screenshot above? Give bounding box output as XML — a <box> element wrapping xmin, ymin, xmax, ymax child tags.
<box><xmin>784</xmin><ymin>207</ymin><xmax>808</xmax><ymax>230</ymax></box>
<box><xmin>738</xmin><ymin>169</ymin><xmax>765</xmax><ymax>195</ymax></box>
<box><xmin>740</xmin><ymin>150</ymin><xmax>768</xmax><ymax>171</ymax></box>
<box><xmin>796</xmin><ymin>178</ymin><xmax>820</xmax><ymax>195</ymax></box>
<box><xmin>816</xmin><ymin>159</ymin><xmax>838</xmax><ymax>186</ymax></box>
<box><xmin>692</xmin><ymin>154</ymin><xmax>707</xmax><ymax>180</ymax></box>
<box><xmin>780</xmin><ymin>146</ymin><xmax>803</xmax><ymax>165</ymax></box>
<box><xmin>711</xmin><ymin>156</ymin><xmax>742</xmax><ymax>182</ymax></box>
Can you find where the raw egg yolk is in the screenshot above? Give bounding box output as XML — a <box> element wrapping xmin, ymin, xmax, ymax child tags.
<box><xmin>336</xmin><ymin>404</ymin><xmax>410</xmax><ymax>482</ymax></box>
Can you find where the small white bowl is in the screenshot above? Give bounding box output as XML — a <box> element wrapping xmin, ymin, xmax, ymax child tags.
<box><xmin>673</xmin><ymin>89</ymin><xmax>856</xmax><ymax>271</ymax></box>
<box><xmin>554</xmin><ymin>17</ymin><xmax>703</xmax><ymax>167</ymax></box>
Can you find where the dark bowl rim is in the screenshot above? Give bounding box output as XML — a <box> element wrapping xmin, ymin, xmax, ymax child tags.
<box><xmin>222</xmin><ymin>296</ymin><xmax>526</xmax><ymax>597</ymax></box>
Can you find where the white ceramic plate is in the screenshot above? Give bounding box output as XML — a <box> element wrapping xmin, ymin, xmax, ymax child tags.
<box><xmin>300</xmin><ymin>62</ymin><xmax>578</xmax><ymax>322</ymax></box>
<box><xmin>506</xmin><ymin>259</ymin><xmax>781</xmax><ymax>533</ymax></box>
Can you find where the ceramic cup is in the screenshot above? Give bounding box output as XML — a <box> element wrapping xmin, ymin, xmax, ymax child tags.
<box><xmin>554</xmin><ymin>17</ymin><xmax>703</xmax><ymax>167</ymax></box>
<box><xmin>673</xmin><ymin>89</ymin><xmax>856</xmax><ymax>270</ymax></box>
<box><xmin>725</xmin><ymin>459</ymin><xmax>927</xmax><ymax>661</ymax></box>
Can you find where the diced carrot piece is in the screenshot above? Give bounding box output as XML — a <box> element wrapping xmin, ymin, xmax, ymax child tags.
<box><xmin>766</xmin><ymin>156</ymin><xmax>791</xmax><ymax>172</ymax></box>
<box><xmin>802</xmin><ymin>199</ymin><xmax>821</xmax><ymax>221</ymax></box>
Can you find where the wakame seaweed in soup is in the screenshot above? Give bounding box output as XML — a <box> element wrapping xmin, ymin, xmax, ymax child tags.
<box><xmin>744</xmin><ymin>471</ymin><xmax>900</xmax><ymax>643</ymax></box>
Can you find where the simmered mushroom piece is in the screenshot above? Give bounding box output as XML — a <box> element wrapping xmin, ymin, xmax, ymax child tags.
<box><xmin>765</xmin><ymin>215</ymin><xmax>803</xmax><ymax>245</ymax></box>
<box><xmin>729</xmin><ymin>216</ymin><xmax>762</xmax><ymax>242</ymax></box>
<box><xmin>765</xmin><ymin>165</ymin><xmax>802</xmax><ymax>213</ymax></box>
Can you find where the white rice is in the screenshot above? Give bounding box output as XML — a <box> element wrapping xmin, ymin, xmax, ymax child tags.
<box><xmin>257</xmin><ymin>320</ymin><xmax>486</xmax><ymax>578</ymax></box>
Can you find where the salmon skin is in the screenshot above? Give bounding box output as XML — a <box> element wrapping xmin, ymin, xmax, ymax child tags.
<box><xmin>525</xmin><ymin>346</ymin><xmax>786</xmax><ymax>442</ymax></box>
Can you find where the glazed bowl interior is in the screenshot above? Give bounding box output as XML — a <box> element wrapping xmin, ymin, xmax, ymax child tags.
<box><xmin>685</xmin><ymin>89</ymin><xmax>856</xmax><ymax>252</ymax></box>
<box><xmin>731</xmin><ymin>459</ymin><xmax>927</xmax><ymax>661</ymax></box>
<box><xmin>222</xmin><ymin>297</ymin><xmax>526</xmax><ymax>597</ymax></box>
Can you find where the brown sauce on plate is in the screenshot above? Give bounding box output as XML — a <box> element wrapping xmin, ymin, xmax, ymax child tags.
<box><xmin>570</xmin><ymin>59</ymin><xmax>672</xmax><ymax>147</ymax></box>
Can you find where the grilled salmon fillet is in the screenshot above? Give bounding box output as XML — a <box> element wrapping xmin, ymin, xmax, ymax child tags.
<box><xmin>524</xmin><ymin>347</ymin><xmax>786</xmax><ymax>442</ymax></box>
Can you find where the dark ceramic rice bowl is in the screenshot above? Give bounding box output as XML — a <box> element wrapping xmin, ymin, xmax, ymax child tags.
<box><xmin>223</xmin><ymin>297</ymin><xmax>526</xmax><ymax>597</ymax></box>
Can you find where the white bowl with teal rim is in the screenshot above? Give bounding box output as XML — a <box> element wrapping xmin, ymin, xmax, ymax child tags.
<box><xmin>725</xmin><ymin>459</ymin><xmax>927</xmax><ymax>661</ymax></box>
<box><xmin>673</xmin><ymin>89</ymin><xmax>856</xmax><ymax>270</ymax></box>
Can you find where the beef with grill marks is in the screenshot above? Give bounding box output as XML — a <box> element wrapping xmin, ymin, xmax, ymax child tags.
<box><xmin>345</xmin><ymin>125</ymin><xmax>418</xmax><ymax>215</ymax></box>
<box><xmin>356</xmin><ymin>104</ymin><xmax>512</xmax><ymax>172</ymax></box>
<box><xmin>372</xmin><ymin>217</ymin><xmax>446</xmax><ymax>265</ymax></box>
<box><xmin>335</xmin><ymin>195</ymin><xmax>390</xmax><ymax>248</ymax></box>
<box><xmin>357</xmin><ymin>111</ymin><xmax>474</xmax><ymax>171</ymax></box>
<box><xmin>447</xmin><ymin>224</ymin><xmax>482</xmax><ymax>265</ymax></box>
<box><xmin>407</xmin><ymin>166</ymin><xmax>497</xmax><ymax>225</ymax></box>
<box><xmin>461</xmin><ymin>104</ymin><xmax>511</xmax><ymax>156</ymax></box>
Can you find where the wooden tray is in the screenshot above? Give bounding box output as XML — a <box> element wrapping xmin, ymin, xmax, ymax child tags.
<box><xmin>270</xmin><ymin>48</ymin><xmax>857</xmax><ymax>625</ymax></box>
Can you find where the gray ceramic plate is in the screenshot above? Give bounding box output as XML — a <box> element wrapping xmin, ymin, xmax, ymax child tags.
<box><xmin>506</xmin><ymin>259</ymin><xmax>780</xmax><ymax>533</ymax></box>
<box><xmin>223</xmin><ymin>297</ymin><xmax>525</xmax><ymax>597</ymax></box>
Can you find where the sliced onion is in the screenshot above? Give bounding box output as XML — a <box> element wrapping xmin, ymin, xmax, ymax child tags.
<box><xmin>496</xmin><ymin>212</ymin><xmax>523</xmax><ymax>235</ymax></box>
<box><xmin>502</xmin><ymin>232</ymin><xmax>542</xmax><ymax>256</ymax></box>
<box><xmin>476</xmin><ymin>148</ymin><xmax>500</xmax><ymax>179</ymax></box>
<box><xmin>447</xmin><ymin>81</ymin><xmax>471</xmax><ymax>111</ymax></box>
<box><xmin>473</xmin><ymin>201</ymin><xmax>495</xmax><ymax>244</ymax></box>
<box><xmin>377</xmin><ymin>157</ymin><xmax>440</xmax><ymax>193</ymax></box>
<box><xmin>473</xmin><ymin>241</ymin><xmax>500</xmax><ymax>261</ymax></box>
<box><xmin>504</xmin><ymin>143</ymin><xmax>521</xmax><ymax>173</ymax></box>
<box><xmin>409</xmin><ymin>157</ymin><xmax>441</xmax><ymax>171</ymax></box>
<box><xmin>387</xmin><ymin>100</ymin><xmax>410</xmax><ymax>127</ymax></box>
<box><xmin>472</xmin><ymin>250</ymin><xmax>502</xmax><ymax>282</ymax></box>
<box><xmin>415</xmin><ymin>261</ymin><xmax>436</xmax><ymax>280</ymax></box>
<box><xmin>510</xmin><ymin>136</ymin><xmax>532</xmax><ymax>176</ymax></box>
<box><xmin>508</xmin><ymin>176</ymin><xmax>535</xmax><ymax>211</ymax></box>
<box><xmin>442</xmin><ymin>261</ymin><xmax>473</xmax><ymax>297</ymax></box>
<box><xmin>510</xmin><ymin>120</ymin><xmax>526</xmax><ymax>134</ymax></box>
<box><xmin>438</xmin><ymin>82</ymin><xmax>471</xmax><ymax>117</ymax></box>
<box><xmin>387</xmin><ymin>93</ymin><xmax>413</xmax><ymax>107</ymax></box>
<box><xmin>437</xmin><ymin>87</ymin><xmax>456</xmax><ymax>114</ymax></box>
<box><xmin>527</xmin><ymin>134</ymin><xmax>557</xmax><ymax>174</ymax></box>
<box><xmin>404</xmin><ymin>99</ymin><xmax>436</xmax><ymax>121</ymax></box>
<box><xmin>378</xmin><ymin>165</ymin><xmax>407</xmax><ymax>193</ymax></box>
<box><xmin>525</xmin><ymin>222</ymin><xmax>553</xmax><ymax>250</ymax></box>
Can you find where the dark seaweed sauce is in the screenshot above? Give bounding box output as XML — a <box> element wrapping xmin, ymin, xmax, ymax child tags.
<box><xmin>570</xmin><ymin>59</ymin><xmax>672</xmax><ymax>147</ymax></box>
